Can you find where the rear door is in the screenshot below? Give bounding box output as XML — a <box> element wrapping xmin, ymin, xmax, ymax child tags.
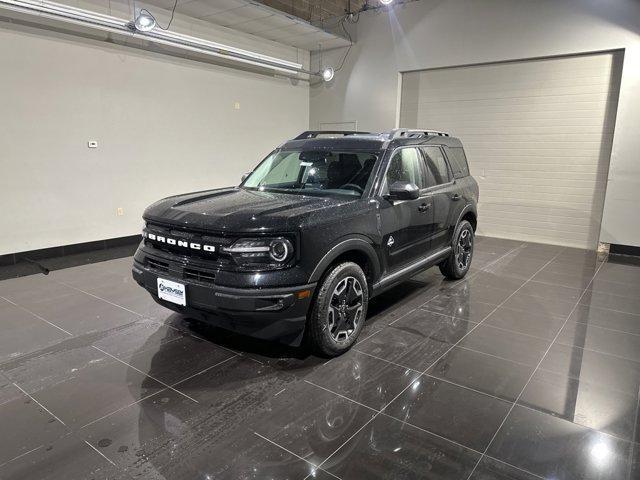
<box><xmin>420</xmin><ymin>146</ymin><xmax>456</xmax><ymax>251</ymax></box>
<box><xmin>379</xmin><ymin>147</ymin><xmax>434</xmax><ymax>272</ymax></box>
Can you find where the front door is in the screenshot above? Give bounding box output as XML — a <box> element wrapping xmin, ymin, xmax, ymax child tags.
<box><xmin>379</xmin><ymin>147</ymin><xmax>434</xmax><ymax>272</ymax></box>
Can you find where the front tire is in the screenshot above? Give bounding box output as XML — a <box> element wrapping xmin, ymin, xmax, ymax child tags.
<box><xmin>439</xmin><ymin>220</ymin><xmax>474</xmax><ymax>280</ymax></box>
<box><xmin>307</xmin><ymin>262</ymin><xmax>368</xmax><ymax>357</ymax></box>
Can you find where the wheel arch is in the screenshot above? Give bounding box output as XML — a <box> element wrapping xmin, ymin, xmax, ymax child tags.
<box><xmin>456</xmin><ymin>205</ymin><xmax>477</xmax><ymax>231</ymax></box>
<box><xmin>308</xmin><ymin>236</ymin><xmax>381</xmax><ymax>286</ymax></box>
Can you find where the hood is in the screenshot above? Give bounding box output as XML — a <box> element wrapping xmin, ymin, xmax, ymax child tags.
<box><xmin>143</xmin><ymin>187</ymin><xmax>359</xmax><ymax>233</ymax></box>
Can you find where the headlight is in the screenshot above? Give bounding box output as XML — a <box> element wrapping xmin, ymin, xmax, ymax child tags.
<box><xmin>224</xmin><ymin>237</ymin><xmax>294</xmax><ymax>268</ymax></box>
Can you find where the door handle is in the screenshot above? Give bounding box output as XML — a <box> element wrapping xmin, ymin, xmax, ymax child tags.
<box><xmin>418</xmin><ymin>203</ymin><xmax>431</xmax><ymax>213</ymax></box>
<box><xmin>451</xmin><ymin>194</ymin><xmax>461</xmax><ymax>201</ymax></box>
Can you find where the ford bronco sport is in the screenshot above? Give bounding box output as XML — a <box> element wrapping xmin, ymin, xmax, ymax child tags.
<box><xmin>132</xmin><ymin>129</ymin><xmax>479</xmax><ymax>356</ymax></box>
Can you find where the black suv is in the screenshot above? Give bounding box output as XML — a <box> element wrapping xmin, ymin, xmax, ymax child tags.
<box><xmin>132</xmin><ymin>129</ymin><xmax>478</xmax><ymax>356</ymax></box>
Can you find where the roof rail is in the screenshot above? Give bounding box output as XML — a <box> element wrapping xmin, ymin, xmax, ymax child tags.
<box><xmin>293</xmin><ymin>131</ymin><xmax>371</xmax><ymax>140</ymax></box>
<box><xmin>388</xmin><ymin>128</ymin><xmax>449</xmax><ymax>139</ymax></box>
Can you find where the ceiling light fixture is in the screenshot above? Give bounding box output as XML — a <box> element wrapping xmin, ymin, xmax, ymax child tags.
<box><xmin>134</xmin><ymin>10</ymin><xmax>156</xmax><ymax>32</ymax></box>
<box><xmin>380</xmin><ymin>0</ymin><xmax>394</xmax><ymax>5</ymax></box>
<box><xmin>321</xmin><ymin>66</ymin><xmax>335</xmax><ymax>82</ymax></box>
<box><xmin>0</xmin><ymin>0</ymin><xmax>308</xmax><ymax>77</ymax></box>
<box><xmin>133</xmin><ymin>10</ymin><xmax>157</xmax><ymax>32</ymax></box>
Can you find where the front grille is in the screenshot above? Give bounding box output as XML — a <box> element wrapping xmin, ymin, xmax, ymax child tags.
<box><xmin>183</xmin><ymin>268</ymin><xmax>216</xmax><ymax>283</ymax></box>
<box><xmin>147</xmin><ymin>258</ymin><xmax>169</xmax><ymax>273</ymax></box>
<box><xmin>143</xmin><ymin>222</ymin><xmax>234</xmax><ymax>265</ymax></box>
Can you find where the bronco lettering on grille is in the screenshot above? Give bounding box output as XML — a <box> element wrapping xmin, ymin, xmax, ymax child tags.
<box><xmin>144</xmin><ymin>232</ymin><xmax>215</xmax><ymax>252</ymax></box>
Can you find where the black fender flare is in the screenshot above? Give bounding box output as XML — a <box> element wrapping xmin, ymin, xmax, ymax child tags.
<box><xmin>308</xmin><ymin>236</ymin><xmax>381</xmax><ymax>284</ymax></box>
<box><xmin>455</xmin><ymin>204</ymin><xmax>478</xmax><ymax>230</ymax></box>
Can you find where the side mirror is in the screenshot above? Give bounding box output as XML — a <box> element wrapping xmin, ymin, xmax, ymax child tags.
<box><xmin>240</xmin><ymin>172</ymin><xmax>251</xmax><ymax>183</ymax></box>
<box><xmin>387</xmin><ymin>181</ymin><xmax>420</xmax><ymax>200</ymax></box>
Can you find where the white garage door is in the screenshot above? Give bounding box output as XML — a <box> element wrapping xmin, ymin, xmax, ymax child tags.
<box><xmin>399</xmin><ymin>52</ymin><xmax>622</xmax><ymax>249</ymax></box>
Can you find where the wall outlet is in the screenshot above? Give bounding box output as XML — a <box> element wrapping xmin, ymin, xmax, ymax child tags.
<box><xmin>88</xmin><ymin>140</ymin><xmax>98</xmax><ymax>148</ymax></box>
<box><xmin>234</xmin><ymin>102</ymin><xmax>240</xmax><ymax>110</ymax></box>
<box><xmin>116</xmin><ymin>207</ymin><xmax>124</xmax><ymax>216</ymax></box>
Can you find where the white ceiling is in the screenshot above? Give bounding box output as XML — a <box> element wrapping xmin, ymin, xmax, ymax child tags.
<box><xmin>144</xmin><ymin>0</ymin><xmax>351</xmax><ymax>50</ymax></box>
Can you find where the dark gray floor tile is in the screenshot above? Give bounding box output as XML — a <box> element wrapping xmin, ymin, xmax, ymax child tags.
<box><xmin>435</xmin><ymin>282</ymin><xmax>514</xmax><ymax>305</ymax></box>
<box><xmin>0</xmin><ymin>384</ymin><xmax>68</xmax><ymax>465</ymax></box>
<box><xmin>596</xmin><ymin>263</ymin><xmax>640</xmax><ymax>283</ymax></box>
<box><xmin>171</xmin><ymin>355</ymin><xmax>298</xmax><ymax>413</ymax></box>
<box><xmin>0</xmin><ymin>300</ymin><xmax>69</xmax><ymax>363</ymax></box>
<box><xmin>326</xmin><ymin>413</ymin><xmax>481</xmax><ymax>479</ymax></box>
<box><xmin>518</xmin><ymin>280</ymin><xmax>583</xmax><ymax>301</ymax></box>
<box><xmin>116</xmin><ymin>335</ymin><xmax>236</xmax><ymax>385</ymax></box>
<box><xmin>426</xmin><ymin>346</ymin><xmax>534</xmax><ymax>402</ymax></box>
<box><xmin>588</xmin><ymin>277</ymin><xmax>640</xmax><ymax>298</ymax></box>
<box><xmin>91</xmin><ymin>318</ymin><xmax>188</xmax><ymax>358</ymax></box>
<box><xmin>86</xmin><ymin>281</ymin><xmax>172</xmax><ymax>321</ymax></box>
<box><xmin>249</xmin><ymin>381</ymin><xmax>377</xmax><ymax>467</ymax></box>
<box><xmin>80</xmin><ymin>388</ymin><xmax>202</xmax><ymax>474</ymax></box>
<box><xmin>469</xmin><ymin>455</ymin><xmax>542</xmax><ymax>480</ymax></box>
<box><xmin>0</xmin><ymin>433</ymin><xmax>125</xmax><ymax>480</ymax></box>
<box><xmin>459</xmin><ymin>324</ymin><xmax>550</xmax><ymax>366</ymax></box>
<box><xmin>1</xmin><ymin>343</ymin><xmax>109</xmax><ymax>392</ymax></box>
<box><xmin>488</xmin><ymin>405</ymin><xmax>639</xmax><ymax>480</ymax></box>
<box><xmin>0</xmin><ymin>275</ymin><xmax>71</xmax><ymax>303</ymax></box>
<box><xmin>483</xmin><ymin>306</ymin><xmax>565</xmax><ymax>339</ymax></box>
<box><xmin>23</xmin><ymin>291</ymin><xmax>140</xmax><ymax>335</ymax></box>
<box><xmin>366</xmin><ymin>280</ymin><xmax>441</xmax><ymax>326</ymax></box>
<box><xmin>23</xmin><ymin>356</ymin><xmax>165</xmax><ymax>427</ymax></box>
<box><xmin>502</xmin><ymin>292</ymin><xmax>577</xmax><ymax>317</ymax></box>
<box><xmin>531</xmin><ymin>269</ymin><xmax>594</xmax><ymax>289</ymax></box>
<box><xmin>467</xmin><ymin>272</ymin><xmax>526</xmax><ymax>293</ymax></box>
<box><xmin>160</xmin><ymin>427</ymin><xmax>319</xmax><ymax>480</ymax></box>
<box><xmin>519</xmin><ymin>369</ymin><xmax>640</xmax><ymax>443</ymax></box>
<box><xmin>540</xmin><ymin>343</ymin><xmax>640</xmax><ymax>397</ymax></box>
<box><xmin>384</xmin><ymin>376</ymin><xmax>512</xmax><ymax>451</ymax></box>
<box><xmin>422</xmin><ymin>297</ymin><xmax>497</xmax><ymax>322</ymax></box>
<box><xmin>569</xmin><ymin>303</ymin><xmax>640</xmax><ymax>335</ymax></box>
<box><xmin>305</xmin><ymin>350</ymin><xmax>420</xmax><ymax>410</ymax></box>
<box><xmin>356</xmin><ymin>327</ymin><xmax>451</xmax><ymax>371</ymax></box>
<box><xmin>556</xmin><ymin>321</ymin><xmax>640</xmax><ymax>363</ymax></box>
<box><xmin>543</xmin><ymin>259</ymin><xmax>600</xmax><ymax>277</ymax></box>
<box><xmin>483</xmin><ymin>264</ymin><xmax>546</xmax><ymax>281</ymax></box>
<box><xmin>390</xmin><ymin>308</ymin><xmax>477</xmax><ymax>342</ymax></box>
<box><xmin>580</xmin><ymin>290</ymin><xmax>640</xmax><ymax>315</ymax></box>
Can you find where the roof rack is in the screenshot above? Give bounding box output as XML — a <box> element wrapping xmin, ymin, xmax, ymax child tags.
<box><xmin>293</xmin><ymin>131</ymin><xmax>371</xmax><ymax>140</ymax></box>
<box><xmin>388</xmin><ymin>128</ymin><xmax>449</xmax><ymax>139</ymax></box>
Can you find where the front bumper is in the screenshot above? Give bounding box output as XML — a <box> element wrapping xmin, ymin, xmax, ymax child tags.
<box><xmin>132</xmin><ymin>259</ymin><xmax>316</xmax><ymax>346</ymax></box>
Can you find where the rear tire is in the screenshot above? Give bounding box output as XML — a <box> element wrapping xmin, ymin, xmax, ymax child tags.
<box><xmin>439</xmin><ymin>220</ymin><xmax>474</xmax><ymax>280</ymax></box>
<box><xmin>307</xmin><ymin>262</ymin><xmax>368</xmax><ymax>357</ymax></box>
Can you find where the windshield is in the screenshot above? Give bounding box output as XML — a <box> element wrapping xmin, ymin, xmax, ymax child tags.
<box><xmin>242</xmin><ymin>150</ymin><xmax>379</xmax><ymax>198</ymax></box>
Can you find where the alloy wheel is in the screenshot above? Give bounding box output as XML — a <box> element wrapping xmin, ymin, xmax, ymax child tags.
<box><xmin>327</xmin><ymin>276</ymin><xmax>364</xmax><ymax>341</ymax></box>
<box><xmin>455</xmin><ymin>228</ymin><xmax>473</xmax><ymax>270</ymax></box>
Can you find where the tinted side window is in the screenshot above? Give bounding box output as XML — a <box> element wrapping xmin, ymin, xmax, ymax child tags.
<box><xmin>446</xmin><ymin>147</ymin><xmax>470</xmax><ymax>178</ymax></box>
<box><xmin>385</xmin><ymin>148</ymin><xmax>427</xmax><ymax>190</ymax></box>
<box><xmin>420</xmin><ymin>146</ymin><xmax>451</xmax><ymax>186</ymax></box>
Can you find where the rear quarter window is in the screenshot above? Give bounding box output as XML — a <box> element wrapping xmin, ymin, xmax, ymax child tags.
<box><xmin>445</xmin><ymin>147</ymin><xmax>470</xmax><ymax>178</ymax></box>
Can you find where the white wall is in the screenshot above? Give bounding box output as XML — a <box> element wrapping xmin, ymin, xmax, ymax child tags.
<box><xmin>0</xmin><ymin>20</ymin><xmax>309</xmax><ymax>255</ymax></box>
<box><xmin>310</xmin><ymin>0</ymin><xmax>640</xmax><ymax>248</ymax></box>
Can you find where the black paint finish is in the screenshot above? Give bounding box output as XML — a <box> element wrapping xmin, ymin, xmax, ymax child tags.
<box><xmin>133</xmin><ymin>133</ymin><xmax>479</xmax><ymax>345</ymax></box>
<box><xmin>0</xmin><ymin>237</ymin><xmax>639</xmax><ymax>479</ymax></box>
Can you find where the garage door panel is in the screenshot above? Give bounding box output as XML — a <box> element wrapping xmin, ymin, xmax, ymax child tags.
<box><xmin>401</xmin><ymin>52</ymin><xmax>622</xmax><ymax>248</ymax></box>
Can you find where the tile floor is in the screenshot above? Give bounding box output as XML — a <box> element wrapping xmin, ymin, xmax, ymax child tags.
<box><xmin>0</xmin><ymin>237</ymin><xmax>638</xmax><ymax>479</ymax></box>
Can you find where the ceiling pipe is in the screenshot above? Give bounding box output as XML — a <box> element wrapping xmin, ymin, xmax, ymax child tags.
<box><xmin>0</xmin><ymin>0</ymin><xmax>319</xmax><ymax>78</ymax></box>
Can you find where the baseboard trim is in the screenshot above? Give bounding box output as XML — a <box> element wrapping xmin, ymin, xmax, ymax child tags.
<box><xmin>609</xmin><ymin>243</ymin><xmax>640</xmax><ymax>257</ymax></box>
<box><xmin>0</xmin><ymin>235</ymin><xmax>142</xmax><ymax>267</ymax></box>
